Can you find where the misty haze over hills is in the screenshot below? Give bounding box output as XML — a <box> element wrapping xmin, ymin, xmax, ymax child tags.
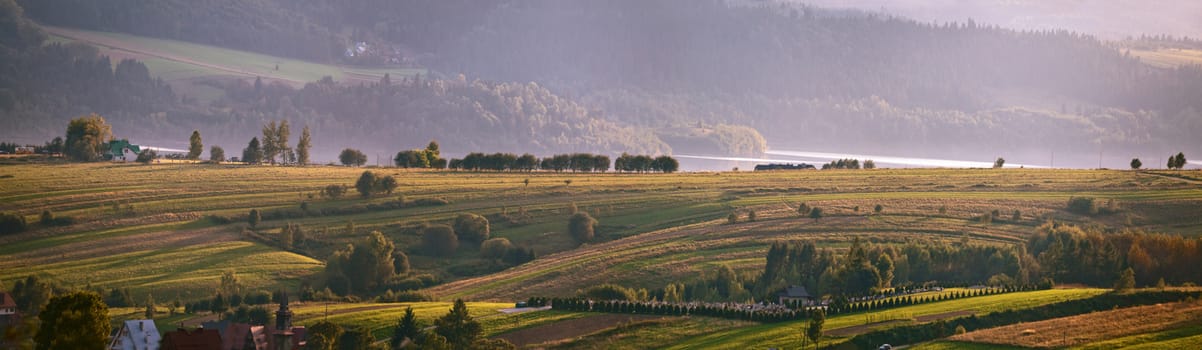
<box><xmin>1</xmin><ymin>0</ymin><xmax>1199</xmax><ymax>169</ymax></box>
<box><xmin>796</xmin><ymin>0</ymin><xmax>1202</xmax><ymax>40</ymax></box>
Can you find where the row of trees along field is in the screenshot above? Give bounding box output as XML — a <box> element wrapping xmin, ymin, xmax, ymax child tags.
<box><xmin>331</xmin><ymin>140</ymin><xmax>682</xmax><ymax>172</ymax></box>
<box><xmin>444</xmin><ymin>152</ymin><xmax>678</xmax><ymax>173</ymax></box>
<box><xmin>578</xmin><ymin>219</ymin><xmax>1202</xmax><ymax>307</ymax></box>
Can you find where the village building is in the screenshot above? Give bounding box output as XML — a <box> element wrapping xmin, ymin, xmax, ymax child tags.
<box><xmin>777</xmin><ymin>285</ymin><xmax>815</xmax><ymax>305</ymax></box>
<box><xmin>161</xmin><ymin>328</ymin><xmax>222</xmax><ymax>350</ymax></box>
<box><xmin>199</xmin><ymin>295</ymin><xmax>304</xmax><ymax>350</ymax></box>
<box><xmin>0</xmin><ymin>291</ymin><xmax>19</xmax><ymax>329</ymax></box>
<box><xmin>107</xmin><ymin>140</ymin><xmax>142</xmax><ymax>162</ymax></box>
<box><xmin>110</xmin><ymin>319</ymin><xmax>161</xmax><ymax>350</ymax></box>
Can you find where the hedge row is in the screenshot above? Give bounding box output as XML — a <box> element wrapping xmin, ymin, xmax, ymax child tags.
<box><xmin>540</xmin><ymin>285</ymin><xmax>1037</xmax><ymax>323</ymax></box>
<box><xmin>848</xmin><ymin>290</ymin><xmax>1202</xmax><ymax>348</ymax></box>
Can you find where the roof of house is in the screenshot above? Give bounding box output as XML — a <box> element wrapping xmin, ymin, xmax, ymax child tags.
<box><xmin>0</xmin><ymin>292</ymin><xmax>15</xmax><ymax>309</ymax></box>
<box><xmin>161</xmin><ymin>328</ymin><xmax>222</xmax><ymax>350</ymax></box>
<box><xmin>221</xmin><ymin>323</ymin><xmax>268</xmax><ymax>350</ymax></box>
<box><xmin>110</xmin><ymin>319</ymin><xmax>161</xmax><ymax>350</ymax></box>
<box><xmin>109</xmin><ymin>140</ymin><xmax>141</xmax><ymax>155</ymax></box>
<box><xmin>778</xmin><ymin>285</ymin><xmax>813</xmax><ymax>298</ymax></box>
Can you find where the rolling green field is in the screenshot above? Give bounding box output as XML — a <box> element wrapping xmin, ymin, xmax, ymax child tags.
<box><xmin>2</xmin><ymin>161</ymin><xmax>1200</xmax><ymax>347</ymax></box>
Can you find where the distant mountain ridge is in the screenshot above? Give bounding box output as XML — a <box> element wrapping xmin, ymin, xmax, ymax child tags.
<box><xmin>6</xmin><ymin>0</ymin><xmax>1202</xmax><ymax>166</ymax></box>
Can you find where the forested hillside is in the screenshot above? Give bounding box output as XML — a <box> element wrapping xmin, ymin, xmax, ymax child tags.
<box><xmin>0</xmin><ymin>1</ymin><xmax>685</xmax><ymax>160</ymax></box>
<box><xmin>6</xmin><ymin>0</ymin><xmax>1202</xmax><ymax>165</ymax></box>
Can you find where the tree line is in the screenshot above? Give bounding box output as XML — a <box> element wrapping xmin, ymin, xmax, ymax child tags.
<box><xmin>545</xmin><ymin>285</ymin><xmax>1028</xmax><ymax>324</ymax></box>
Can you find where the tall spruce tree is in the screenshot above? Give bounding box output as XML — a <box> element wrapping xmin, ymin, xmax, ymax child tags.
<box><xmin>296</xmin><ymin>125</ymin><xmax>311</xmax><ymax>166</ymax></box>
<box><xmin>187</xmin><ymin>130</ymin><xmax>203</xmax><ymax>160</ymax></box>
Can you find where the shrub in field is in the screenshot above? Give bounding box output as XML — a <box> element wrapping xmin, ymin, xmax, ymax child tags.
<box><xmin>320</xmin><ymin>184</ymin><xmax>347</xmax><ymax>199</ymax></box>
<box><xmin>375</xmin><ymin>175</ymin><xmax>398</xmax><ymax>195</ymax></box>
<box><xmin>421</xmin><ymin>224</ymin><xmax>459</xmax><ymax>256</ymax></box>
<box><xmin>502</xmin><ymin>246</ymin><xmax>536</xmax><ymax>265</ymax></box>
<box><xmin>748</xmin><ymin>210</ymin><xmax>757</xmax><ymax>222</ymax></box>
<box><xmin>874</xmin><ymin>204</ymin><xmax>884</xmax><ymax>213</ymax></box>
<box><xmin>355</xmin><ymin>171</ymin><xmax>377</xmax><ymax>198</ymax></box>
<box><xmin>728</xmin><ymin>212</ymin><xmax>738</xmax><ymax>224</ymax></box>
<box><xmin>481</xmin><ymin>238</ymin><xmax>511</xmax><ymax>259</ymax></box>
<box><xmin>568</xmin><ymin>212</ymin><xmax>597</xmax><ymax>243</ymax></box>
<box><xmin>454</xmin><ymin>213</ymin><xmax>490</xmax><ymax>243</ymax></box>
<box><xmin>136</xmin><ymin>149</ymin><xmax>156</xmax><ymax>164</ymax></box>
<box><xmin>1066</xmin><ymin>197</ymin><xmax>1099</xmax><ymax>215</ymax></box>
<box><xmin>393</xmin><ymin>251</ymin><xmax>410</xmax><ymax>275</ymax></box>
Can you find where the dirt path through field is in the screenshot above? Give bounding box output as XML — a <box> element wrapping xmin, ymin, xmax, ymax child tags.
<box><xmin>494</xmin><ymin>314</ymin><xmax>662</xmax><ymax>346</ymax></box>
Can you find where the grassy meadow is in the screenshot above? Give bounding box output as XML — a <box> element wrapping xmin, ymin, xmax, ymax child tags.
<box><xmin>1</xmin><ymin>160</ymin><xmax>1201</xmax><ymax>347</ymax></box>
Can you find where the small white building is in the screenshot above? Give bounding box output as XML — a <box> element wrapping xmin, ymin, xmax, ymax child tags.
<box><xmin>110</xmin><ymin>319</ymin><xmax>160</xmax><ymax>350</ymax></box>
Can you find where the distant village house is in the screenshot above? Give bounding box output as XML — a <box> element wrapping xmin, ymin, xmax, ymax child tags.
<box><xmin>777</xmin><ymin>285</ymin><xmax>815</xmax><ymax>305</ymax></box>
<box><xmin>110</xmin><ymin>319</ymin><xmax>161</xmax><ymax>350</ymax></box>
<box><xmin>107</xmin><ymin>140</ymin><xmax>142</xmax><ymax>162</ymax></box>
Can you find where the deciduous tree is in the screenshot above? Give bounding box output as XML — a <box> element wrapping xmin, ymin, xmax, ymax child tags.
<box><xmin>35</xmin><ymin>291</ymin><xmax>110</xmax><ymax>350</ymax></box>
<box><xmin>64</xmin><ymin>114</ymin><xmax>113</xmax><ymax>161</ymax></box>
<box><xmin>340</xmin><ymin>148</ymin><xmax>367</xmax><ymax>167</ymax></box>
<box><xmin>210</xmin><ymin>146</ymin><xmax>225</xmax><ymax>162</ymax></box>
<box><xmin>355</xmin><ymin>171</ymin><xmax>376</xmax><ymax>198</ymax></box>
